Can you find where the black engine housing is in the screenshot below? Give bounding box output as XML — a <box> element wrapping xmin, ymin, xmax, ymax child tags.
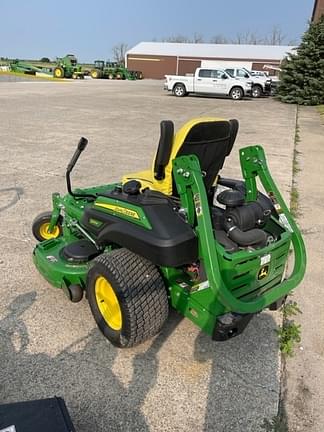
<box><xmin>216</xmin><ymin>186</ymin><xmax>274</xmax><ymax>249</ymax></box>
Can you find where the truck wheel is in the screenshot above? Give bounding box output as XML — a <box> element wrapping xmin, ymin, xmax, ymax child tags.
<box><xmin>173</xmin><ymin>83</ymin><xmax>186</xmax><ymax>97</ymax></box>
<box><xmin>230</xmin><ymin>87</ymin><xmax>244</xmax><ymax>100</ymax></box>
<box><xmin>32</xmin><ymin>211</ymin><xmax>63</xmax><ymax>242</ymax></box>
<box><xmin>116</xmin><ymin>72</ymin><xmax>122</xmax><ymax>80</ymax></box>
<box><xmin>53</xmin><ymin>67</ymin><xmax>64</xmax><ymax>79</ymax></box>
<box><xmin>72</xmin><ymin>72</ymin><xmax>78</xmax><ymax>79</ymax></box>
<box><xmin>108</xmin><ymin>73</ymin><xmax>114</xmax><ymax>79</ymax></box>
<box><xmin>252</xmin><ymin>85</ymin><xmax>262</xmax><ymax>98</ymax></box>
<box><xmin>87</xmin><ymin>248</ymin><xmax>169</xmax><ymax>348</ymax></box>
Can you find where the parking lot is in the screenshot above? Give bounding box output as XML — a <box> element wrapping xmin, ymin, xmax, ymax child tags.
<box><xmin>0</xmin><ymin>79</ymin><xmax>297</xmax><ymax>431</ymax></box>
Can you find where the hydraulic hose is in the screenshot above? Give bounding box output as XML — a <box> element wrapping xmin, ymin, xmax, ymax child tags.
<box><xmin>226</xmin><ymin>225</ymin><xmax>267</xmax><ymax>248</ymax></box>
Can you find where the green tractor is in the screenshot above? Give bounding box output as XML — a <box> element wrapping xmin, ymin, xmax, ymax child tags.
<box><xmin>90</xmin><ymin>60</ymin><xmax>105</xmax><ymax>79</ymax></box>
<box><xmin>53</xmin><ymin>54</ymin><xmax>84</xmax><ymax>79</ymax></box>
<box><xmin>90</xmin><ymin>60</ymin><xmax>143</xmax><ymax>80</ymax></box>
<box><xmin>32</xmin><ymin>117</ymin><xmax>306</xmax><ymax>348</ymax></box>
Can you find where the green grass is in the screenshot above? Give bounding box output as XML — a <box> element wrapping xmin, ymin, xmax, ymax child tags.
<box><xmin>276</xmin><ymin>321</ymin><xmax>301</xmax><ymax>357</ymax></box>
<box><xmin>290</xmin><ymin>107</ymin><xmax>300</xmax><ymax>217</ymax></box>
<box><xmin>261</xmin><ymin>416</ymin><xmax>288</xmax><ymax>432</ymax></box>
<box><xmin>276</xmin><ymin>301</ymin><xmax>302</xmax><ymax>357</ymax></box>
<box><xmin>290</xmin><ymin>186</ymin><xmax>299</xmax><ymax>218</ymax></box>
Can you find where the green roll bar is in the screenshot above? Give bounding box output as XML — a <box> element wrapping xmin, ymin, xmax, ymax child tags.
<box><xmin>173</xmin><ymin>145</ymin><xmax>306</xmax><ymax>314</ymax></box>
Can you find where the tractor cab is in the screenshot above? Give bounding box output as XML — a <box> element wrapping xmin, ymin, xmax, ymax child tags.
<box><xmin>66</xmin><ymin>54</ymin><xmax>77</xmax><ymax>66</ymax></box>
<box><xmin>94</xmin><ymin>60</ymin><xmax>105</xmax><ymax>70</ymax></box>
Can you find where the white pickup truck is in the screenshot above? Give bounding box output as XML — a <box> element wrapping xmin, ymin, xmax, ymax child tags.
<box><xmin>164</xmin><ymin>67</ymin><xmax>252</xmax><ymax>100</ymax></box>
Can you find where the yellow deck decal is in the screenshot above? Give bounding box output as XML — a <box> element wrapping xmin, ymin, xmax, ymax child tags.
<box><xmin>95</xmin><ymin>202</ymin><xmax>140</xmax><ymax>219</ymax></box>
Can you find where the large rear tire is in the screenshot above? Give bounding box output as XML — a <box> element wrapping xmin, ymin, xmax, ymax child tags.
<box><xmin>87</xmin><ymin>248</ymin><xmax>169</xmax><ymax>348</ymax></box>
<box><xmin>90</xmin><ymin>69</ymin><xmax>99</xmax><ymax>79</ymax></box>
<box><xmin>53</xmin><ymin>67</ymin><xmax>64</xmax><ymax>79</ymax></box>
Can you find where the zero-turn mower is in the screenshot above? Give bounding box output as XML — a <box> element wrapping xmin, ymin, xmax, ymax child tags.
<box><xmin>32</xmin><ymin>117</ymin><xmax>306</xmax><ymax>347</ymax></box>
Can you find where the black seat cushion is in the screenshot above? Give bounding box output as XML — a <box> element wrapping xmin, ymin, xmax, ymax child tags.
<box><xmin>174</xmin><ymin>119</ymin><xmax>238</xmax><ymax>194</ymax></box>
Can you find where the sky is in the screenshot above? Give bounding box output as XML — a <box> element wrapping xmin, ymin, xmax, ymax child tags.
<box><xmin>0</xmin><ymin>0</ymin><xmax>315</xmax><ymax>62</ymax></box>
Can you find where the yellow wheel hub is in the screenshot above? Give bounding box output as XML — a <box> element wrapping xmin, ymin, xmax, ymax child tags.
<box><xmin>95</xmin><ymin>276</ymin><xmax>122</xmax><ymax>330</ymax></box>
<box><xmin>54</xmin><ymin>69</ymin><xmax>62</xmax><ymax>78</ymax></box>
<box><xmin>39</xmin><ymin>222</ymin><xmax>60</xmax><ymax>240</ymax></box>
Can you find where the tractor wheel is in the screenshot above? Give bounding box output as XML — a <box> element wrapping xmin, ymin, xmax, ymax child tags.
<box><xmin>72</xmin><ymin>72</ymin><xmax>78</xmax><ymax>79</ymax></box>
<box><xmin>108</xmin><ymin>73</ymin><xmax>114</xmax><ymax>80</ymax></box>
<box><xmin>87</xmin><ymin>248</ymin><xmax>169</xmax><ymax>348</ymax></box>
<box><xmin>53</xmin><ymin>67</ymin><xmax>64</xmax><ymax>79</ymax></box>
<box><xmin>90</xmin><ymin>69</ymin><xmax>99</xmax><ymax>79</ymax></box>
<box><xmin>138</xmin><ymin>72</ymin><xmax>143</xmax><ymax>79</ymax></box>
<box><xmin>116</xmin><ymin>72</ymin><xmax>122</xmax><ymax>80</ymax></box>
<box><xmin>32</xmin><ymin>211</ymin><xmax>63</xmax><ymax>242</ymax></box>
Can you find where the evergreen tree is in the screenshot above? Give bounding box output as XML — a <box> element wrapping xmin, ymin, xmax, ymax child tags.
<box><xmin>277</xmin><ymin>15</ymin><xmax>324</xmax><ymax>105</ymax></box>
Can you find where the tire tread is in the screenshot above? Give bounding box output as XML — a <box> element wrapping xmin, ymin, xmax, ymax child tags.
<box><xmin>88</xmin><ymin>248</ymin><xmax>169</xmax><ymax>347</ymax></box>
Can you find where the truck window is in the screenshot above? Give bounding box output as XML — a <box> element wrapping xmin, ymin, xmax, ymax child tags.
<box><xmin>237</xmin><ymin>69</ymin><xmax>250</xmax><ymax>78</ymax></box>
<box><xmin>211</xmin><ymin>70</ymin><xmax>227</xmax><ymax>79</ymax></box>
<box><xmin>225</xmin><ymin>69</ymin><xmax>234</xmax><ymax>77</ymax></box>
<box><xmin>198</xmin><ymin>69</ymin><xmax>212</xmax><ymax>78</ymax></box>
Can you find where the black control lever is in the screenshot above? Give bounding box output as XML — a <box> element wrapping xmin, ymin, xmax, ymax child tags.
<box><xmin>66</xmin><ymin>137</ymin><xmax>96</xmax><ymax>200</ymax></box>
<box><xmin>67</xmin><ymin>137</ymin><xmax>88</xmax><ymax>174</ymax></box>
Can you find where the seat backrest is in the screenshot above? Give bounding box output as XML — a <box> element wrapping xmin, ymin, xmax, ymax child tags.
<box><xmin>122</xmin><ymin>117</ymin><xmax>239</xmax><ymax>196</ymax></box>
<box><xmin>175</xmin><ymin>118</ymin><xmax>239</xmax><ymax>193</ymax></box>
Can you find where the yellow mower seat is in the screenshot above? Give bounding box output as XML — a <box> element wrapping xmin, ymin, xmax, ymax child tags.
<box><xmin>122</xmin><ymin>117</ymin><xmax>238</xmax><ymax>196</ymax></box>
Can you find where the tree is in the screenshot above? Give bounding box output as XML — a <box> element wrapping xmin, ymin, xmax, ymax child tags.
<box><xmin>276</xmin><ymin>16</ymin><xmax>324</xmax><ymax>105</ymax></box>
<box><xmin>112</xmin><ymin>43</ymin><xmax>128</xmax><ymax>65</ymax></box>
<box><xmin>160</xmin><ymin>26</ymin><xmax>293</xmax><ymax>46</ymax></box>
<box><xmin>40</xmin><ymin>57</ymin><xmax>50</xmax><ymax>63</ymax></box>
<box><xmin>162</xmin><ymin>35</ymin><xmax>191</xmax><ymax>43</ymax></box>
<box><xmin>264</xmin><ymin>26</ymin><xmax>286</xmax><ymax>45</ymax></box>
<box><xmin>210</xmin><ymin>34</ymin><xmax>228</xmax><ymax>44</ymax></box>
<box><xmin>192</xmin><ymin>32</ymin><xmax>204</xmax><ymax>43</ymax></box>
<box><xmin>162</xmin><ymin>33</ymin><xmax>203</xmax><ymax>43</ymax></box>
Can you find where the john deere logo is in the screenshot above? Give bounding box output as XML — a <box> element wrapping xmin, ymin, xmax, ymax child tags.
<box><xmin>258</xmin><ymin>265</ymin><xmax>269</xmax><ymax>280</ymax></box>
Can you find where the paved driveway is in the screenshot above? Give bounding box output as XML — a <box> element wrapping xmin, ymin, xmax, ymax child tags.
<box><xmin>0</xmin><ymin>79</ymin><xmax>297</xmax><ymax>431</ymax></box>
